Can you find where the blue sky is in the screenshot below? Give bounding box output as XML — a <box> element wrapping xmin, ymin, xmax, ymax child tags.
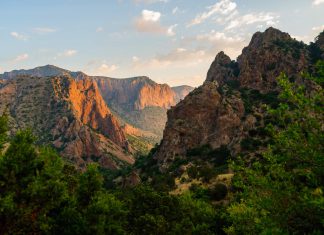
<box><xmin>0</xmin><ymin>0</ymin><xmax>323</xmax><ymax>86</ymax></box>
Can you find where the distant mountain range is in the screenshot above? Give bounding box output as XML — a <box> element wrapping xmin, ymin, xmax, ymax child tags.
<box><xmin>0</xmin><ymin>65</ymin><xmax>193</xmax><ymax>169</ymax></box>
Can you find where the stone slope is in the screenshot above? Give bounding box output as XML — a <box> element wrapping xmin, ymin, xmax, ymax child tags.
<box><xmin>0</xmin><ymin>74</ymin><xmax>134</xmax><ymax>169</ymax></box>
<box><xmin>93</xmin><ymin>76</ymin><xmax>193</xmax><ymax>138</ymax></box>
<box><xmin>1</xmin><ymin>66</ymin><xmax>193</xmax><ymax>142</ymax></box>
<box><xmin>155</xmin><ymin>27</ymin><xmax>322</xmax><ymax>169</ymax></box>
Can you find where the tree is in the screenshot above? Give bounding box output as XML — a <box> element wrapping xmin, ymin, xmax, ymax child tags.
<box><xmin>225</xmin><ymin>64</ymin><xmax>324</xmax><ymax>234</ymax></box>
<box><xmin>0</xmin><ymin>129</ymin><xmax>69</xmax><ymax>234</ymax></box>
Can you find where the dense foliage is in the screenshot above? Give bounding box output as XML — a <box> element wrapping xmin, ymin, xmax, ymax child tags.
<box><xmin>0</xmin><ymin>119</ymin><xmax>219</xmax><ymax>234</ymax></box>
<box><xmin>0</xmin><ymin>58</ymin><xmax>323</xmax><ymax>234</ymax></box>
<box><xmin>225</xmin><ymin>65</ymin><xmax>324</xmax><ymax>234</ymax></box>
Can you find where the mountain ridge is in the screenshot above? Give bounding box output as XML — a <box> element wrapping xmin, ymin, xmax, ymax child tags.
<box><xmin>154</xmin><ymin>27</ymin><xmax>323</xmax><ymax>169</ymax></box>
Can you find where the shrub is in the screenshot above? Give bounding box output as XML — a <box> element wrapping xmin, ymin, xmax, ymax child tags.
<box><xmin>209</xmin><ymin>183</ymin><xmax>228</xmax><ymax>201</ymax></box>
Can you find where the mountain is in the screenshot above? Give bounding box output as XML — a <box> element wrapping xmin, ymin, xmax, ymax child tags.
<box><xmin>1</xmin><ymin>66</ymin><xmax>193</xmax><ymax>141</ymax></box>
<box><xmin>0</xmin><ymin>73</ymin><xmax>134</xmax><ymax>169</ymax></box>
<box><xmin>93</xmin><ymin>76</ymin><xmax>194</xmax><ymax>138</ymax></box>
<box><xmin>154</xmin><ymin>27</ymin><xmax>323</xmax><ymax>170</ymax></box>
<box><xmin>0</xmin><ymin>65</ymin><xmax>194</xmax><ymax>166</ymax></box>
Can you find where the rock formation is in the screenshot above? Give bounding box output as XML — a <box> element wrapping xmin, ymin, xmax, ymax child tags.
<box><xmin>0</xmin><ymin>74</ymin><xmax>133</xmax><ymax>169</ymax></box>
<box><xmin>155</xmin><ymin>27</ymin><xmax>323</xmax><ymax>169</ymax></box>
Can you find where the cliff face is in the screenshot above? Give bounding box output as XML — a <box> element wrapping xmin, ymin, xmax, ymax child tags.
<box><xmin>155</xmin><ymin>27</ymin><xmax>321</xmax><ymax>169</ymax></box>
<box><xmin>0</xmin><ymin>65</ymin><xmax>194</xmax><ymax>151</ymax></box>
<box><xmin>94</xmin><ymin>76</ymin><xmax>179</xmax><ymax>110</ymax></box>
<box><xmin>94</xmin><ymin>76</ymin><xmax>193</xmax><ymax>138</ymax></box>
<box><xmin>0</xmin><ymin>74</ymin><xmax>133</xmax><ymax>169</ymax></box>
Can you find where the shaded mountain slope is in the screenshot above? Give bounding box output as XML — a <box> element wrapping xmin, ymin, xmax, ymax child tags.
<box><xmin>0</xmin><ymin>74</ymin><xmax>133</xmax><ymax>169</ymax></box>
<box><xmin>154</xmin><ymin>27</ymin><xmax>323</xmax><ymax>169</ymax></box>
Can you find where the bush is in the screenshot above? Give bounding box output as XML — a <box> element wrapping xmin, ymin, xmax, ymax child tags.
<box><xmin>210</xmin><ymin>183</ymin><xmax>228</xmax><ymax>201</ymax></box>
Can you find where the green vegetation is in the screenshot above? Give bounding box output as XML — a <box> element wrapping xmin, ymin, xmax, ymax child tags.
<box><xmin>0</xmin><ymin>121</ymin><xmax>221</xmax><ymax>234</ymax></box>
<box><xmin>239</xmin><ymin>88</ymin><xmax>279</xmax><ymax>114</ymax></box>
<box><xmin>126</xmin><ymin>134</ymin><xmax>152</xmax><ymax>156</ymax></box>
<box><xmin>0</xmin><ymin>60</ymin><xmax>323</xmax><ymax>234</ymax></box>
<box><xmin>273</xmin><ymin>39</ymin><xmax>307</xmax><ymax>59</ymax></box>
<box><xmin>226</xmin><ymin>66</ymin><xmax>324</xmax><ymax>234</ymax></box>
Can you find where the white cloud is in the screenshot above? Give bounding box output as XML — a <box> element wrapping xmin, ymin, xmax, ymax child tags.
<box><xmin>197</xmin><ymin>30</ymin><xmax>243</xmax><ymax>43</ymax></box>
<box><xmin>172</xmin><ymin>7</ymin><xmax>178</xmax><ymax>15</ymax></box>
<box><xmin>312</xmin><ymin>25</ymin><xmax>324</xmax><ymax>32</ymax></box>
<box><xmin>132</xmin><ymin>56</ymin><xmax>140</xmax><ymax>62</ymax></box>
<box><xmin>33</xmin><ymin>27</ymin><xmax>57</xmax><ymax>34</ymax></box>
<box><xmin>225</xmin><ymin>12</ymin><xmax>279</xmax><ymax>30</ymax></box>
<box><xmin>134</xmin><ymin>9</ymin><xmax>176</xmax><ymax>36</ymax></box>
<box><xmin>58</xmin><ymin>49</ymin><xmax>78</xmax><ymax>57</ymax></box>
<box><xmin>167</xmin><ymin>24</ymin><xmax>177</xmax><ymax>36</ymax></box>
<box><xmin>14</xmin><ymin>53</ymin><xmax>29</xmax><ymax>62</ymax></box>
<box><xmin>312</xmin><ymin>0</ymin><xmax>324</xmax><ymax>5</ymax></box>
<box><xmin>142</xmin><ymin>9</ymin><xmax>161</xmax><ymax>21</ymax></box>
<box><xmin>134</xmin><ymin>9</ymin><xmax>164</xmax><ymax>33</ymax></box>
<box><xmin>196</xmin><ymin>30</ymin><xmax>246</xmax><ymax>58</ymax></box>
<box><xmin>96</xmin><ymin>27</ymin><xmax>104</xmax><ymax>32</ymax></box>
<box><xmin>188</xmin><ymin>0</ymin><xmax>237</xmax><ymax>27</ymax></box>
<box><xmin>10</xmin><ymin>32</ymin><xmax>28</xmax><ymax>40</ymax></box>
<box><xmin>132</xmin><ymin>47</ymin><xmax>208</xmax><ymax>70</ymax></box>
<box><xmin>294</xmin><ymin>25</ymin><xmax>324</xmax><ymax>43</ymax></box>
<box><xmin>98</xmin><ymin>64</ymin><xmax>119</xmax><ymax>74</ymax></box>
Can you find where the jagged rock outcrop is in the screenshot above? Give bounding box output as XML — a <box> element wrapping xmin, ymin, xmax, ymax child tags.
<box><xmin>205</xmin><ymin>51</ymin><xmax>236</xmax><ymax>85</ymax></box>
<box><xmin>0</xmin><ymin>74</ymin><xmax>133</xmax><ymax>169</ymax></box>
<box><xmin>155</xmin><ymin>27</ymin><xmax>323</xmax><ymax>169</ymax></box>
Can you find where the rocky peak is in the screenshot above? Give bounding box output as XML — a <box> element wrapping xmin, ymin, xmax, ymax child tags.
<box><xmin>247</xmin><ymin>27</ymin><xmax>291</xmax><ymax>49</ymax></box>
<box><xmin>205</xmin><ymin>51</ymin><xmax>236</xmax><ymax>85</ymax></box>
<box><xmin>154</xmin><ymin>27</ymin><xmax>317</xmax><ymax>170</ymax></box>
<box><xmin>237</xmin><ymin>27</ymin><xmax>310</xmax><ymax>91</ymax></box>
<box><xmin>53</xmin><ymin>75</ymin><xmax>129</xmax><ymax>150</ymax></box>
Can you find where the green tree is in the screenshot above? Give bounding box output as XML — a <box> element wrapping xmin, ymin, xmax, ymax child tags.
<box><xmin>225</xmin><ymin>65</ymin><xmax>324</xmax><ymax>234</ymax></box>
<box><xmin>0</xmin><ymin>112</ymin><xmax>8</xmax><ymax>152</ymax></box>
<box><xmin>0</xmin><ymin>129</ymin><xmax>69</xmax><ymax>234</ymax></box>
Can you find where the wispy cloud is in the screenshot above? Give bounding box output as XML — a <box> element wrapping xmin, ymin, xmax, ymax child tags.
<box><xmin>96</xmin><ymin>27</ymin><xmax>104</xmax><ymax>32</ymax></box>
<box><xmin>134</xmin><ymin>9</ymin><xmax>176</xmax><ymax>36</ymax></box>
<box><xmin>58</xmin><ymin>49</ymin><xmax>78</xmax><ymax>57</ymax></box>
<box><xmin>172</xmin><ymin>7</ymin><xmax>178</xmax><ymax>15</ymax></box>
<box><xmin>167</xmin><ymin>24</ymin><xmax>177</xmax><ymax>36</ymax></box>
<box><xmin>225</xmin><ymin>12</ymin><xmax>279</xmax><ymax>30</ymax></box>
<box><xmin>33</xmin><ymin>27</ymin><xmax>57</xmax><ymax>34</ymax></box>
<box><xmin>293</xmin><ymin>25</ymin><xmax>324</xmax><ymax>43</ymax></box>
<box><xmin>13</xmin><ymin>53</ymin><xmax>29</xmax><ymax>62</ymax></box>
<box><xmin>312</xmin><ymin>0</ymin><xmax>324</xmax><ymax>5</ymax></box>
<box><xmin>10</xmin><ymin>32</ymin><xmax>28</xmax><ymax>41</ymax></box>
<box><xmin>132</xmin><ymin>47</ymin><xmax>208</xmax><ymax>70</ymax></box>
<box><xmin>98</xmin><ymin>63</ymin><xmax>119</xmax><ymax>74</ymax></box>
<box><xmin>188</xmin><ymin>0</ymin><xmax>237</xmax><ymax>27</ymax></box>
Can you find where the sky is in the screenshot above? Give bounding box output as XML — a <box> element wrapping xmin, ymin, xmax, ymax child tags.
<box><xmin>0</xmin><ymin>0</ymin><xmax>324</xmax><ymax>87</ymax></box>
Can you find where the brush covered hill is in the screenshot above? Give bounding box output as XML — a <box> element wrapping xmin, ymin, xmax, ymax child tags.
<box><xmin>0</xmin><ymin>73</ymin><xmax>134</xmax><ymax>169</ymax></box>
<box><xmin>0</xmin><ymin>66</ymin><xmax>193</xmax><ymax>167</ymax></box>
